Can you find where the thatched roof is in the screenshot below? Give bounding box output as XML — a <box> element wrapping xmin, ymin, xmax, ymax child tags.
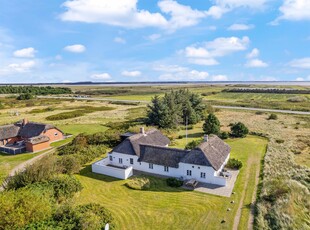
<box><xmin>26</xmin><ymin>135</ymin><xmax>50</xmax><ymax>144</ymax></box>
<box><xmin>18</xmin><ymin>122</ymin><xmax>56</xmax><ymax>138</ymax></box>
<box><xmin>112</xmin><ymin>129</ymin><xmax>230</xmax><ymax>170</ymax></box>
<box><xmin>139</xmin><ymin>145</ymin><xmax>189</xmax><ymax>168</ymax></box>
<box><xmin>0</xmin><ymin>124</ymin><xmax>21</xmax><ymax>140</ymax></box>
<box><xmin>182</xmin><ymin>135</ymin><xmax>231</xmax><ymax>170</ymax></box>
<box><xmin>113</xmin><ymin>129</ymin><xmax>170</xmax><ymax>156</ymax></box>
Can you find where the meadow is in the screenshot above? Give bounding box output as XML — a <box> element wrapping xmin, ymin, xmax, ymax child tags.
<box><xmin>0</xmin><ymin>85</ymin><xmax>309</xmax><ymax>229</ymax></box>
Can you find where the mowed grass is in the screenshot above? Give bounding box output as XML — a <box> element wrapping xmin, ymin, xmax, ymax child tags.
<box><xmin>76</xmin><ymin>135</ymin><xmax>268</xmax><ymax>230</ymax></box>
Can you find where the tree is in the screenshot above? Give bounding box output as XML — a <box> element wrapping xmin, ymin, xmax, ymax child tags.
<box><xmin>146</xmin><ymin>90</ymin><xmax>205</xmax><ymax>129</ymax></box>
<box><xmin>16</xmin><ymin>93</ymin><xmax>34</xmax><ymax>100</ymax></box>
<box><xmin>203</xmin><ymin>113</ymin><xmax>220</xmax><ymax>135</ymax></box>
<box><xmin>230</xmin><ymin>122</ymin><xmax>249</xmax><ymax>138</ymax></box>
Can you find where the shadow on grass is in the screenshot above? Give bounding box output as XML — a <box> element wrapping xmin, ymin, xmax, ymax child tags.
<box><xmin>78</xmin><ymin>165</ymin><xmax>190</xmax><ymax>193</ymax></box>
<box><xmin>179</xmin><ymin>132</ymin><xmax>204</xmax><ymax>139</ymax></box>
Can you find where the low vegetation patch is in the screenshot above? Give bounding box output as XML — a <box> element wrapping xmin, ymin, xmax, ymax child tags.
<box><xmin>46</xmin><ymin>106</ymin><xmax>114</xmax><ymax>121</ymax></box>
<box><xmin>226</xmin><ymin>158</ymin><xmax>243</xmax><ymax>170</ymax></box>
<box><xmin>125</xmin><ymin>176</ymin><xmax>151</xmax><ymax>190</ymax></box>
<box><xmin>268</xmin><ymin>113</ymin><xmax>278</xmax><ymax>120</ymax></box>
<box><xmin>29</xmin><ymin>106</ymin><xmax>55</xmax><ymax>114</ymax></box>
<box><xmin>0</xmin><ymin>85</ymin><xmax>72</xmax><ymax>95</ymax></box>
<box><xmin>166</xmin><ymin>178</ymin><xmax>183</xmax><ymax>187</ymax></box>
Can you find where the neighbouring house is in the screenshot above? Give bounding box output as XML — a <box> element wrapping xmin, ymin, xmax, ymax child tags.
<box><xmin>92</xmin><ymin>127</ymin><xmax>231</xmax><ymax>186</ymax></box>
<box><xmin>0</xmin><ymin>118</ymin><xmax>64</xmax><ymax>154</ymax></box>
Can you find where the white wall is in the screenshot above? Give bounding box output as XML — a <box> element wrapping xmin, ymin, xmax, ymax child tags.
<box><xmin>105</xmin><ymin>151</ymin><xmax>228</xmax><ymax>186</ymax></box>
<box><xmin>92</xmin><ymin>158</ymin><xmax>133</xmax><ymax>179</ymax></box>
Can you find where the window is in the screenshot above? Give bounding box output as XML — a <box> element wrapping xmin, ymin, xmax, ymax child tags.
<box><xmin>149</xmin><ymin>163</ymin><xmax>153</xmax><ymax>169</ymax></box>
<box><xmin>201</xmin><ymin>172</ymin><xmax>206</xmax><ymax>178</ymax></box>
<box><xmin>187</xmin><ymin>170</ymin><xmax>192</xmax><ymax>176</ymax></box>
<box><xmin>192</xmin><ymin>166</ymin><xmax>194</xmax><ymax>168</ymax></box>
<box><xmin>54</xmin><ymin>133</ymin><xmax>58</xmax><ymax>136</ymax></box>
<box><xmin>130</xmin><ymin>158</ymin><xmax>134</xmax><ymax>164</ymax></box>
<box><xmin>164</xmin><ymin>166</ymin><xmax>169</xmax><ymax>172</ymax></box>
<box><xmin>109</xmin><ymin>155</ymin><xmax>113</xmax><ymax>161</ymax></box>
<box><xmin>119</xmin><ymin>158</ymin><xmax>123</xmax><ymax>164</ymax></box>
<box><xmin>198</xmin><ymin>167</ymin><xmax>200</xmax><ymax>169</ymax></box>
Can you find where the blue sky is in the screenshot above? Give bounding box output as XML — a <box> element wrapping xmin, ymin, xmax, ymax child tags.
<box><xmin>0</xmin><ymin>0</ymin><xmax>309</xmax><ymax>83</ymax></box>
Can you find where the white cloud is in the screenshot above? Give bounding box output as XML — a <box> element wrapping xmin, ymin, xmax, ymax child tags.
<box><xmin>159</xmin><ymin>70</ymin><xmax>209</xmax><ymax>81</ymax></box>
<box><xmin>114</xmin><ymin>37</ymin><xmax>126</xmax><ymax>44</ymax></box>
<box><xmin>246</xmin><ymin>48</ymin><xmax>260</xmax><ymax>59</ymax></box>
<box><xmin>13</xmin><ymin>47</ymin><xmax>36</xmax><ymax>58</ymax></box>
<box><xmin>295</xmin><ymin>77</ymin><xmax>304</xmax><ymax>81</ymax></box>
<box><xmin>55</xmin><ymin>55</ymin><xmax>62</xmax><ymax>60</ymax></box>
<box><xmin>158</xmin><ymin>0</ymin><xmax>206</xmax><ymax>31</ymax></box>
<box><xmin>148</xmin><ymin>33</ymin><xmax>161</xmax><ymax>41</ymax></box>
<box><xmin>215</xmin><ymin>0</ymin><xmax>268</xmax><ymax>9</ymax></box>
<box><xmin>205</xmin><ymin>36</ymin><xmax>250</xmax><ymax>57</ymax></box>
<box><xmin>7</xmin><ymin>61</ymin><xmax>36</xmax><ymax>73</ymax></box>
<box><xmin>289</xmin><ymin>57</ymin><xmax>310</xmax><ymax>68</ymax></box>
<box><xmin>188</xmin><ymin>58</ymin><xmax>219</xmax><ymax>66</ymax></box>
<box><xmin>212</xmin><ymin>74</ymin><xmax>228</xmax><ymax>81</ymax></box>
<box><xmin>181</xmin><ymin>36</ymin><xmax>249</xmax><ymax>65</ymax></box>
<box><xmin>121</xmin><ymin>70</ymin><xmax>141</xmax><ymax>77</ymax></box>
<box><xmin>154</xmin><ymin>64</ymin><xmax>188</xmax><ymax>73</ymax></box>
<box><xmin>64</xmin><ymin>44</ymin><xmax>86</xmax><ymax>53</ymax></box>
<box><xmin>273</xmin><ymin>0</ymin><xmax>310</xmax><ymax>24</ymax></box>
<box><xmin>245</xmin><ymin>59</ymin><xmax>268</xmax><ymax>67</ymax></box>
<box><xmin>228</xmin><ymin>23</ymin><xmax>254</xmax><ymax>31</ymax></box>
<box><xmin>260</xmin><ymin>76</ymin><xmax>277</xmax><ymax>81</ymax></box>
<box><xmin>90</xmin><ymin>73</ymin><xmax>111</xmax><ymax>80</ymax></box>
<box><xmin>205</xmin><ymin>5</ymin><xmax>229</xmax><ymax>19</ymax></box>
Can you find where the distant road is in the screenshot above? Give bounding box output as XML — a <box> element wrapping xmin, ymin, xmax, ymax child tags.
<box><xmin>39</xmin><ymin>96</ymin><xmax>310</xmax><ymax>115</ymax></box>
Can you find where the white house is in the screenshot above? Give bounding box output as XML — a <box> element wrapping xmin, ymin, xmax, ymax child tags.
<box><xmin>92</xmin><ymin>128</ymin><xmax>231</xmax><ymax>186</ymax></box>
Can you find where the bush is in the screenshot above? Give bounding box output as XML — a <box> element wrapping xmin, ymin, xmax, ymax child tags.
<box><xmin>29</xmin><ymin>175</ymin><xmax>83</xmax><ymax>202</ymax></box>
<box><xmin>268</xmin><ymin>113</ymin><xmax>278</xmax><ymax>120</ymax></box>
<box><xmin>255</xmin><ymin>111</ymin><xmax>264</xmax><ymax>115</ymax></box>
<box><xmin>230</xmin><ymin>122</ymin><xmax>249</xmax><ymax>138</ymax></box>
<box><xmin>17</xmin><ymin>93</ymin><xmax>34</xmax><ymax>100</ymax></box>
<box><xmin>166</xmin><ymin>178</ymin><xmax>183</xmax><ymax>187</ymax></box>
<box><xmin>0</xmin><ymin>187</ymin><xmax>53</xmax><ymax>229</ymax></box>
<box><xmin>184</xmin><ymin>139</ymin><xmax>201</xmax><ymax>150</ymax></box>
<box><xmin>58</xmin><ymin>155</ymin><xmax>81</xmax><ymax>175</ymax></box>
<box><xmin>4</xmin><ymin>155</ymin><xmax>59</xmax><ymax>190</ymax></box>
<box><xmin>125</xmin><ymin>177</ymin><xmax>150</xmax><ymax>190</ymax></box>
<box><xmin>275</xmin><ymin>139</ymin><xmax>284</xmax><ymax>144</ymax></box>
<box><xmin>226</xmin><ymin>158</ymin><xmax>243</xmax><ymax>169</ymax></box>
<box><xmin>219</xmin><ymin>131</ymin><xmax>229</xmax><ymax>139</ymax></box>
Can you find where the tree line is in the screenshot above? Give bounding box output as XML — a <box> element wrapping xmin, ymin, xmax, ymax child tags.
<box><xmin>223</xmin><ymin>88</ymin><xmax>310</xmax><ymax>94</ymax></box>
<box><xmin>146</xmin><ymin>89</ymin><xmax>205</xmax><ymax>129</ymax></box>
<box><xmin>0</xmin><ymin>86</ymin><xmax>72</xmax><ymax>95</ymax></box>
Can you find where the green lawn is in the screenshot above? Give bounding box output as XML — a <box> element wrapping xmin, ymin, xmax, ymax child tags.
<box><xmin>57</xmin><ymin>124</ymin><xmax>109</xmax><ymax>135</ymax></box>
<box><xmin>76</xmin><ymin>135</ymin><xmax>268</xmax><ymax>230</ymax></box>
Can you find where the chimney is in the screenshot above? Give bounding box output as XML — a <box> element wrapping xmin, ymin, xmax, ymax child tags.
<box><xmin>140</xmin><ymin>127</ymin><xmax>145</xmax><ymax>135</ymax></box>
<box><xmin>22</xmin><ymin>118</ymin><xmax>28</xmax><ymax>126</ymax></box>
<box><xmin>203</xmin><ymin>134</ymin><xmax>208</xmax><ymax>142</ymax></box>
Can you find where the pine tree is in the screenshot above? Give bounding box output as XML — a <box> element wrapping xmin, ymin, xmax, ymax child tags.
<box><xmin>203</xmin><ymin>113</ymin><xmax>220</xmax><ymax>135</ymax></box>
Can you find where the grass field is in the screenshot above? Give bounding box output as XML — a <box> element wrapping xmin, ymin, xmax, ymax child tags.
<box><xmin>76</xmin><ymin>135</ymin><xmax>268</xmax><ymax>230</ymax></box>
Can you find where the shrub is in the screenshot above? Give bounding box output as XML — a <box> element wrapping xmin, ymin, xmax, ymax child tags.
<box><xmin>58</xmin><ymin>155</ymin><xmax>81</xmax><ymax>175</ymax></box>
<box><xmin>268</xmin><ymin>113</ymin><xmax>278</xmax><ymax>120</ymax></box>
<box><xmin>230</xmin><ymin>122</ymin><xmax>249</xmax><ymax>138</ymax></box>
<box><xmin>219</xmin><ymin>131</ymin><xmax>229</xmax><ymax>139</ymax></box>
<box><xmin>29</xmin><ymin>176</ymin><xmax>83</xmax><ymax>202</ymax></box>
<box><xmin>125</xmin><ymin>177</ymin><xmax>150</xmax><ymax>190</ymax></box>
<box><xmin>16</xmin><ymin>93</ymin><xmax>34</xmax><ymax>100</ymax></box>
<box><xmin>166</xmin><ymin>178</ymin><xmax>183</xmax><ymax>187</ymax></box>
<box><xmin>275</xmin><ymin>139</ymin><xmax>284</xmax><ymax>144</ymax></box>
<box><xmin>0</xmin><ymin>187</ymin><xmax>53</xmax><ymax>229</ymax></box>
<box><xmin>255</xmin><ymin>111</ymin><xmax>264</xmax><ymax>115</ymax></box>
<box><xmin>226</xmin><ymin>158</ymin><xmax>243</xmax><ymax>169</ymax></box>
<box><xmin>4</xmin><ymin>155</ymin><xmax>58</xmax><ymax>190</ymax></box>
<box><xmin>185</xmin><ymin>140</ymin><xmax>201</xmax><ymax>150</ymax></box>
